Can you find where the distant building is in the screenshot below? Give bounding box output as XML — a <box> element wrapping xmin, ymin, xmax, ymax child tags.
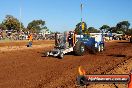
<box><xmin>40</xmin><ymin>28</ymin><xmax>51</xmax><ymax>35</ymax></box>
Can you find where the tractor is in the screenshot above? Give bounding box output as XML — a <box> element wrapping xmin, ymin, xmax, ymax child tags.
<box><xmin>45</xmin><ymin>22</ymin><xmax>104</xmax><ymax>59</ymax></box>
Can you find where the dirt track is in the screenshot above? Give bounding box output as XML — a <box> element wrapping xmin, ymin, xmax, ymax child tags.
<box><xmin>0</xmin><ymin>40</ymin><xmax>132</xmax><ymax>88</ymax></box>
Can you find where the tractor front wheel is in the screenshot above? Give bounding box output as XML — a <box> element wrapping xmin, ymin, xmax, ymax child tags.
<box><xmin>59</xmin><ymin>52</ymin><xmax>64</xmax><ymax>59</ymax></box>
<box><xmin>45</xmin><ymin>51</ymin><xmax>49</xmax><ymax>57</ymax></box>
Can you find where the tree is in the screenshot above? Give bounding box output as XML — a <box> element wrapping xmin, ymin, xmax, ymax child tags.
<box><xmin>88</xmin><ymin>27</ymin><xmax>100</xmax><ymax>33</ymax></box>
<box><xmin>43</xmin><ymin>26</ymin><xmax>47</xmax><ymax>29</ymax></box>
<box><xmin>116</xmin><ymin>21</ymin><xmax>130</xmax><ymax>34</ymax></box>
<box><xmin>125</xmin><ymin>28</ymin><xmax>132</xmax><ymax>35</ymax></box>
<box><xmin>0</xmin><ymin>23</ymin><xmax>7</xmax><ymax>30</ymax></box>
<box><xmin>100</xmin><ymin>25</ymin><xmax>110</xmax><ymax>33</ymax></box>
<box><xmin>41</xmin><ymin>26</ymin><xmax>49</xmax><ymax>31</ymax></box>
<box><xmin>2</xmin><ymin>15</ymin><xmax>24</xmax><ymax>32</ymax></box>
<box><xmin>116</xmin><ymin>21</ymin><xmax>130</xmax><ymax>30</ymax></box>
<box><xmin>108</xmin><ymin>27</ymin><xmax>117</xmax><ymax>33</ymax></box>
<box><xmin>75</xmin><ymin>22</ymin><xmax>87</xmax><ymax>34</ymax></box>
<box><xmin>27</xmin><ymin>20</ymin><xmax>45</xmax><ymax>33</ymax></box>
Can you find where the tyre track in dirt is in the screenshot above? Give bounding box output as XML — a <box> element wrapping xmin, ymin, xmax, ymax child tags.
<box><xmin>87</xmin><ymin>54</ymin><xmax>132</xmax><ymax>88</ymax></box>
<box><xmin>0</xmin><ymin>40</ymin><xmax>132</xmax><ymax>88</ymax></box>
<box><xmin>34</xmin><ymin>41</ymin><xmax>132</xmax><ymax>88</ymax></box>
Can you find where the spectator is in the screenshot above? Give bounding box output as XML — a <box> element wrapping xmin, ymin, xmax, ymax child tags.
<box><xmin>27</xmin><ymin>33</ymin><xmax>33</xmax><ymax>47</ymax></box>
<box><xmin>55</xmin><ymin>33</ymin><xmax>59</xmax><ymax>46</ymax></box>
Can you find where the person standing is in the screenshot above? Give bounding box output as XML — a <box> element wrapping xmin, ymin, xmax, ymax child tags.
<box><xmin>27</xmin><ymin>33</ymin><xmax>33</xmax><ymax>47</ymax></box>
<box><xmin>68</xmin><ymin>31</ymin><xmax>74</xmax><ymax>47</ymax></box>
<box><xmin>55</xmin><ymin>33</ymin><xmax>59</xmax><ymax>46</ymax></box>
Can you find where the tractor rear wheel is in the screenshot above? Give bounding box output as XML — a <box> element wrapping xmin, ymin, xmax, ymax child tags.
<box><xmin>74</xmin><ymin>41</ymin><xmax>85</xmax><ymax>56</ymax></box>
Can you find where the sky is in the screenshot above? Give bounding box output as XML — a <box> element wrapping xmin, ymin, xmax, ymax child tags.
<box><xmin>0</xmin><ymin>0</ymin><xmax>132</xmax><ymax>32</ymax></box>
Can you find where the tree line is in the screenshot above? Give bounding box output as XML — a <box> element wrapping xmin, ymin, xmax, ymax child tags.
<box><xmin>0</xmin><ymin>15</ymin><xmax>131</xmax><ymax>35</ymax></box>
<box><xmin>75</xmin><ymin>21</ymin><xmax>132</xmax><ymax>35</ymax></box>
<box><xmin>0</xmin><ymin>15</ymin><xmax>49</xmax><ymax>33</ymax></box>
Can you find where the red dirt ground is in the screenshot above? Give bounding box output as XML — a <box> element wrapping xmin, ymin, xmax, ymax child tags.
<box><xmin>0</xmin><ymin>40</ymin><xmax>132</xmax><ymax>88</ymax></box>
<box><xmin>0</xmin><ymin>40</ymin><xmax>54</xmax><ymax>47</ymax></box>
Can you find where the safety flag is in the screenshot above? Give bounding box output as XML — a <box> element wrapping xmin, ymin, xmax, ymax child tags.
<box><xmin>82</xmin><ymin>22</ymin><xmax>85</xmax><ymax>30</ymax></box>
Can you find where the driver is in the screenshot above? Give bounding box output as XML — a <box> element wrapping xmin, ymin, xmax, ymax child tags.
<box><xmin>68</xmin><ymin>31</ymin><xmax>74</xmax><ymax>47</ymax></box>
